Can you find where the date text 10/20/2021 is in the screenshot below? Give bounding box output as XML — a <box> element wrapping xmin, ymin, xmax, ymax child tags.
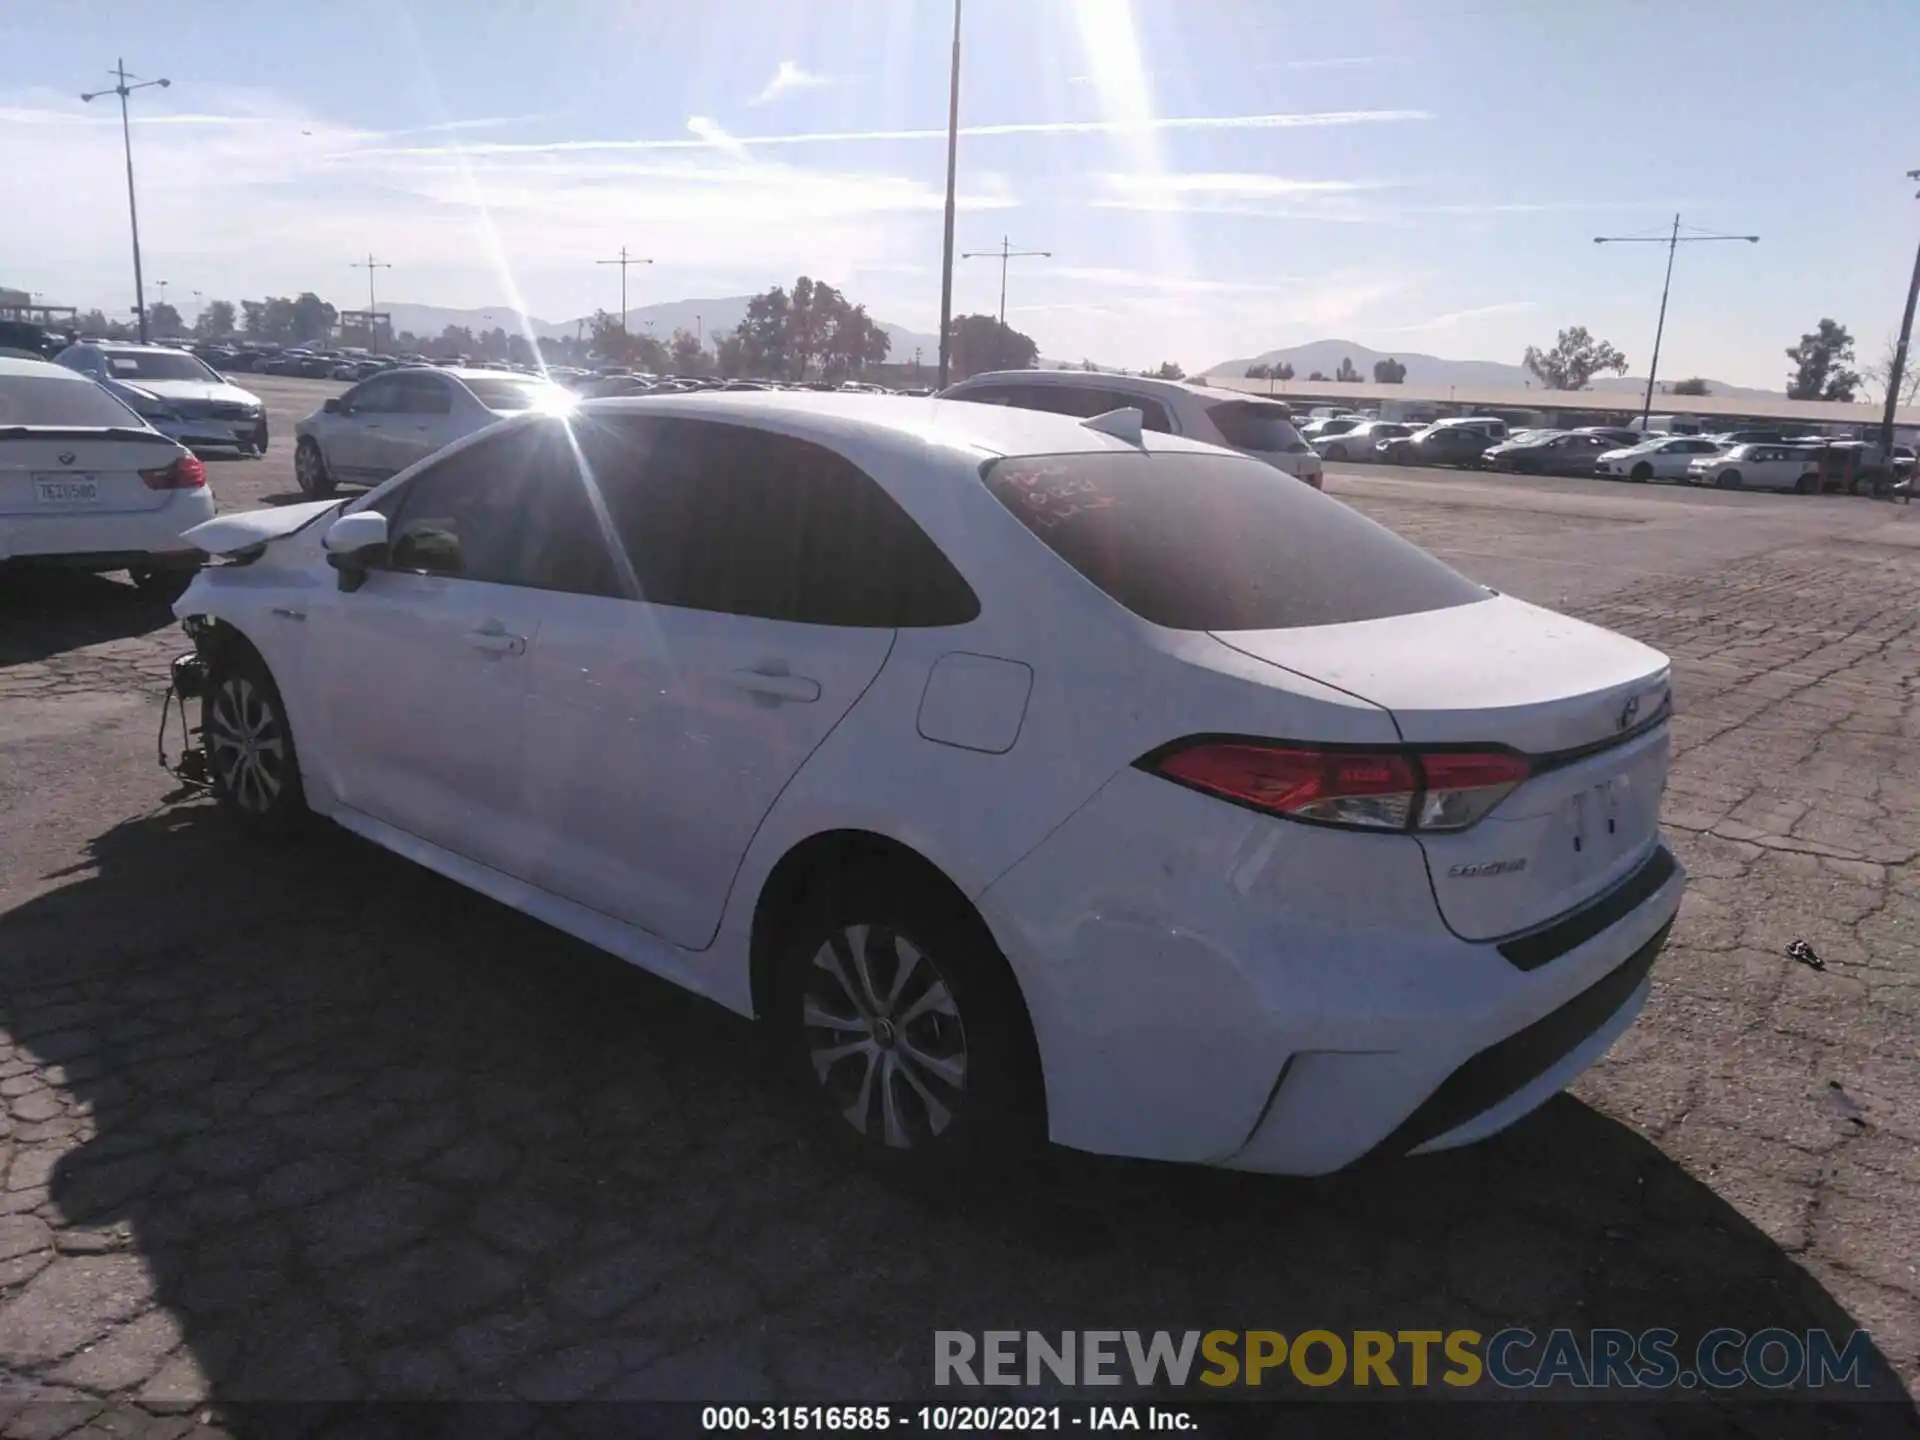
<box><xmin>702</xmin><ymin>1407</ymin><xmax>1193</xmax><ymax>1431</ymax></box>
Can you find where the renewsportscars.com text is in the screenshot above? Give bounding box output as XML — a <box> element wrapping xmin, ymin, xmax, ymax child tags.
<box><xmin>934</xmin><ymin>1328</ymin><xmax>1876</xmax><ymax>1391</ymax></box>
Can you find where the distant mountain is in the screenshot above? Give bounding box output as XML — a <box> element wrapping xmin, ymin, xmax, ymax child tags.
<box><xmin>383</xmin><ymin>295</ymin><xmax>942</xmax><ymax>362</ymax></box>
<box><xmin>1204</xmin><ymin>338</ymin><xmax>1780</xmax><ymax>400</ymax></box>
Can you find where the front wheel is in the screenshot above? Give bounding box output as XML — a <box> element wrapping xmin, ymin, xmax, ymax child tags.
<box><xmin>773</xmin><ymin>865</ymin><xmax>1039</xmax><ymax>1177</ymax></box>
<box><xmin>1630</xmin><ymin>463</ymin><xmax>1653</xmax><ymax>483</ymax></box>
<box><xmin>1716</xmin><ymin>470</ymin><xmax>1743</xmax><ymax>490</ymax></box>
<box><xmin>294</xmin><ymin>438</ymin><xmax>336</xmax><ymax>498</ymax></box>
<box><xmin>204</xmin><ymin>650</ymin><xmax>308</xmax><ymax>834</ymax></box>
<box><xmin>1323</xmin><ymin>444</ymin><xmax>1347</xmax><ymax>462</ymax></box>
<box><xmin>1795</xmin><ymin>473</ymin><xmax>1820</xmax><ymax>495</ymax></box>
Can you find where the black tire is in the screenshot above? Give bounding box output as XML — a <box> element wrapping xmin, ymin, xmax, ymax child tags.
<box><xmin>127</xmin><ymin>563</ymin><xmax>196</xmax><ymax>603</ymax></box>
<box><xmin>1716</xmin><ymin>470</ymin><xmax>1743</xmax><ymax>490</ymax></box>
<box><xmin>1324</xmin><ymin>443</ymin><xmax>1347</xmax><ymax>462</ymax></box>
<box><xmin>294</xmin><ymin>438</ymin><xmax>336</xmax><ymax>498</ymax></box>
<box><xmin>203</xmin><ymin>647</ymin><xmax>308</xmax><ymax>835</ymax></box>
<box><xmin>250</xmin><ymin>419</ymin><xmax>270</xmax><ymax>455</ymax></box>
<box><xmin>772</xmin><ymin>862</ymin><xmax>1040</xmax><ymax>1178</ymax></box>
<box><xmin>1794</xmin><ymin>473</ymin><xmax>1819</xmax><ymax>495</ymax></box>
<box><xmin>1630</xmin><ymin>463</ymin><xmax>1653</xmax><ymax>483</ymax></box>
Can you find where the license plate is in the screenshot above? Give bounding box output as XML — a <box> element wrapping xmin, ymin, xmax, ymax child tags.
<box><xmin>33</xmin><ymin>475</ymin><xmax>100</xmax><ymax>505</ymax></box>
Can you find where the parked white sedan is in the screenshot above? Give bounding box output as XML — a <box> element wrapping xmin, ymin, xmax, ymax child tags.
<box><xmin>0</xmin><ymin>356</ymin><xmax>213</xmax><ymax>599</ymax></box>
<box><xmin>1686</xmin><ymin>442</ymin><xmax>1824</xmax><ymax>492</ymax></box>
<box><xmin>292</xmin><ymin>366</ymin><xmax>574</xmax><ymax>497</ymax></box>
<box><xmin>172</xmin><ymin>394</ymin><xmax>1683</xmax><ymax>1176</ymax></box>
<box><xmin>1594</xmin><ymin>435</ymin><xmax>1724</xmax><ymax>482</ymax></box>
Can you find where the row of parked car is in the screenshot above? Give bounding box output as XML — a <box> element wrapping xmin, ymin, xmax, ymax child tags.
<box><xmin>1300</xmin><ymin>414</ymin><xmax>1915</xmax><ymax>495</ymax></box>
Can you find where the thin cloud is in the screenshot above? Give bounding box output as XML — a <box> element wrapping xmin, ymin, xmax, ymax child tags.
<box><xmin>1372</xmin><ymin>302</ymin><xmax>1542</xmax><ymax>333</ymax></box>
<box><xmin>685</xmin><ymin>115</ymin><xmax>750</xmax><ymax>158</ymax></box>
<box><xmin>351</xmin><ymin>108</ymin><xmax>1431</xmax><ymax>158</ymax></box>
<box><xmin>1067</xmin><ymin>56</ymin><xmax>1403</xmax><ymax>82</ymax></box>
<box><xmin>1103</xmin><ymin>173</ymin><xmax>1396</xmax><ymax>199</ymax></box>
<box><xmin>748</xmin><ymin>61</ymin><xmax>833</xmax><ymax>107</ymax></box>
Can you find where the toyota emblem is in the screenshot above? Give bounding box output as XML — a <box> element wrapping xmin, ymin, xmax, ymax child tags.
<box><xmin>1618</xmin><ymin>694</ymin><xmax>1641</xmax><ymax>731</ymax></box>
<box><xmin>57</xmin><ymin>451</ymin><xmax>76</xmax><ymax>466</ymax></box>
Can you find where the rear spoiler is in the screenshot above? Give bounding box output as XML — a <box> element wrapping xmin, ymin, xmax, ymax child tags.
<box><xmin>0</xmin><ymin>425</ymin><xmax>175</xmax><ymax>443</ymax></box>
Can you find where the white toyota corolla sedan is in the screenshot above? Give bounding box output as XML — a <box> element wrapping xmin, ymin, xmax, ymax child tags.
<box><xmin>170</xmin><ymin>393</ymin><xmax>1684</xmax><ymax>1176</ymax></box>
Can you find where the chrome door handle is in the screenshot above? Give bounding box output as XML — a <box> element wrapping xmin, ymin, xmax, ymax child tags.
<box><xmin>269</xmin><ymin>606</ymin><xmax>306</xmax><ymax>623</ymax></box>
<box><xmin>465</xmin><ymin>630</ymin><xmax>526</xmax><ymax>655</ymax></box>
<box><xmin>728</xmin><ymin>669</ymin><xmax>820</xmax><ymax>703</ymax></box>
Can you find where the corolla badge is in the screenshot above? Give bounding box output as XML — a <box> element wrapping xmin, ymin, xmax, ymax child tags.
<box><xmin>1618</xmin><ymin>694</ymin><xmax>1641</xmax><ymax>731</ymax></box>
<box><xmin>1448</xmin><ymin>858</ymin><xmax>1528</xmax><ymax>878</ymax></box>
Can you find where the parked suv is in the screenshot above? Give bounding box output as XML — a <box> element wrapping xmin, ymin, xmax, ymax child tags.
<box><xmin>940</xmin><ymin>371</ymin><xmax>1323</xmax><ymax>487</ymax></box>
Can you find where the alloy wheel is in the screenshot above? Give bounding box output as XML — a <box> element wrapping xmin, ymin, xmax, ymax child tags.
<box><xmin>802</xmin><ymin>923</ymin><xmax>969</xmax><ymax>1150</ymax></box>
<box><xmin>295</xmin><ymin>443</ymin><xmax>324</xmax><ymax>494</ymax></box>
<box><xmin>206</xmin><ymin>676</ymin><xmax>287</xmax><ymax>815</ymax></box>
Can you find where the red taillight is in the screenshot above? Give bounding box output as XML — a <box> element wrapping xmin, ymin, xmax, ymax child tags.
<box><xmin>139</xmin><ymin>454</ymin><xmax>207</xmax><ymax>491</ymax></box>
<box><xmin>1143</xmin><ymin>741</ymin><xmax>1529</xmax><ymax>833</ymax></box>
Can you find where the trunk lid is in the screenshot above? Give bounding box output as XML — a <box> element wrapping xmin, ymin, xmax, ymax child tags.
<box><xmin>0</xmin><ymin>428</ymin><xmax>187</xmax><ymax>516</ymax></box>
<box><xmin>1213</xmin><ymin>594</ymin><xmax>1673</xmax><ymax>940</ymax></box>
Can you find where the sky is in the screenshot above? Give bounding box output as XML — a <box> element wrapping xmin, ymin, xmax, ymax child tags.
<box><xmin>3</xmin><ymin>0</ymin><xmax>1918</xmax><ymax>386</ymax></box>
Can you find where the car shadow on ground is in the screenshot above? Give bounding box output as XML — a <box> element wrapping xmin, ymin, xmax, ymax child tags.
<box><xmin>0</xmin><ymin>804</ymin><xmax>1913</xmax><ymax>1429</ymax></box>
<box><xmin>0</xmin><ymin>569</ymin><xmax>176</xmax><ymax>668</ymax></box>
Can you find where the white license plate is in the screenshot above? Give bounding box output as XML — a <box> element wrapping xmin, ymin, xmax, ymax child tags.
<box><xmin>33</xmin><ymin>475</ymin><xmax>101</xmax><ymax>505</ymax></box>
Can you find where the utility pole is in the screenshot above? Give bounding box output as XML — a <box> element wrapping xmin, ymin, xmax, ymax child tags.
<box><xmin>935</xmin><ymin>0</ymin><xmax>963</xmax><ymax>389</ymax></box>
<box><xmin>351</xmin><ymin>253</ymin><xmax>392</xmax><ymax>343</ymax></box>
<box><xmin>1878</xmin><ymin>170</ymin><xmax>1920</xmax><ymax>466</ymax></box>
<box><xmin>1595</xmin><ymin>214</ymin><xmax>1758</xmax><ymax>426</ymax></box>
<box><xmin>82</xmin><ymin>59</ymin><xmax>170</xmax><ymax>344</ymax></box>
<box><xmin>595</xmin><ymin>247</ymin><xmax>653</xmax><ymax>340</ymax></box>
<box><xmin>963</xmin><ymin>235</ymin><xmax>1051</xmax><ymax>328</ymax></box>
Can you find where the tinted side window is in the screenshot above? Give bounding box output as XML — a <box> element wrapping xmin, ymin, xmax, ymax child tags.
<box><xmin>346</xmin><ymin>377</ymin><xmax>401</xmax><ymax>414</ymax></box>
<box><xmin>397</xmin><ymin>374</ymin><xmax>453</xmax><ymax>415</ymax></box>
<box><xmin>580</xmin><ymin>418</ymin><xmax>979</xmax><ymax>627</ymax></box>
<box><xmin>384</xmin><ymin>425</ymin><xmax>620</xmax><ymax>596</ymax></box>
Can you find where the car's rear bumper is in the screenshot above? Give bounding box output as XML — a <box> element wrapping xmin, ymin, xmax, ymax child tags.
<box><xmin>0</xmin><ymin>490</ymin><xmax>217</xmax><ymax>564</ymax></box>
<box><xmin>980</xmin><ymin>768</ymin><xmax>1685</xmax><ymax>1174</ymax></box>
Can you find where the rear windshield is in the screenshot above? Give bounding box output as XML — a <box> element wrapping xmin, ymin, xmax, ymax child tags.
<box><xmin>1205</xmin><ymin>401</ymin><xmax>1307</xmax><ymax>453</ymax></box>
<box><xmin>982</xmin><ymin>451</ymin><xmax>1488</xmax><ymax>631</ymax></box>
<box><xmin>465</xmin><ymin>377</ymin><xmax>562</xmax><ymax>411</ymax></box>
<box><xmin>0</xmin><ymin>375</ymin><xmax>144</xmax><ymax>428</ymax></box>
<box><xmin>101</xmin><ymin>350</ymin><xmax>216</xmax><ymax>381</ymax></box>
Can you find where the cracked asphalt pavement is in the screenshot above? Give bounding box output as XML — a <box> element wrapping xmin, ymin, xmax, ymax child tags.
<box><xmin>1</xmin><ymin>378</ymin><xmax>1917</xmax><ymax>1432</ymax></box>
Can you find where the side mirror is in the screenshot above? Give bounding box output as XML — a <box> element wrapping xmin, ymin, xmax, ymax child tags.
<box><xmin>323</xmin><ymin>511</ymin><xmax>388</xmax><ymax>592</ymax></box>
<box><xmin>322</xmin><ymin>397</ymin><xmax>343</xmax><ymax>414</ymax></box>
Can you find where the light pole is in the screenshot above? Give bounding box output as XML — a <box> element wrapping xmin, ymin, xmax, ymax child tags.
<box><xmin>963</xmin><ymin>235</ymin><xmax>1051</xmax><ymax>329</ymax></box>
<box><xmin>351</xmin><ymin>253</ymin><xmax>392</xmax><ymax>347</ymax></box>
<box><xmin>82</xmin><ymin>60</ymin><xmax>170</xmax><ymax>344</ymax></box>
<box><xmin>595</xmin><ymin>247</ymin><xmax>653</xmax><ymax>340</ymax></box>
<box><xmin>935</xmin><ymin>0</ymin><xmax>963</xmax><ymax>389</ymax></box>
<box><xmin>1876</xmin><ymin>170</ymin><xmax>1920</xmax><ymax>466</ymax></box>
<box><xmin>1595</xmin><ymin>214</ymin><xmax>1758</xmax><ymax>426</ymax></box>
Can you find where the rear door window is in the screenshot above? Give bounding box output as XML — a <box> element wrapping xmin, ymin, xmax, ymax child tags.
<box><xmin>1206</xmin><ymin>402</ymin><xmax>1306</xmax><ymax>453</ymax></box>
<box><xmin>982</xmin><ymin>451</ymin><xmax>1487</xmax><ymax>631</ymax></box>
<box><xmin>577</xmin><ymin>416</ymin><xmax>980</xmax><ymax>627</ymax></box>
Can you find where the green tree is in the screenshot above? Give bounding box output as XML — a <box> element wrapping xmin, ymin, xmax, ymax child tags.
<box><xmin>1152</xmin><ymin>360</ymin><xmax>1186</xmax><ymax>381</ymax></box>
<box><xmin>1522</xmin><ymin>326</ymin><xmax>1628</xmax><ymax>391</ymax></box>
<box><xmin>1244</xmin><ymin>363</ymin><xmax>1270</xmax><ymax>379</ymax></box>
<box><xmin>1336</xmin><ymin>357</ymin><xmax>1362</xmax><ymax>383</ymax></box>
<box><xmin>669</xmin><ymin>327</ymin><xmax>708</xmax><ymax>374</ymax></box>
<box><xmin>289</xmin><ymin>292</ymin><xmax>337</xmax><ymax>345</ymax></box>
<box><xmin>1307</xmin><ymin>370</ymin><xmax>1328</xmax><ymax>382</ymax></box>
<box><xmin>1373</xmin><ymin>356</ymin><xmax>1407</xmax><ymax>384</ymax></box>
<box><xmin>1785</xmin><ymin>319</ymin><xmax>1859</xmax><ymax>401</ymax></box>
<box><xmin>946</xmin><ymin>313</ymin><xmax>1039</xmax><ymax>379</ymax></box>
<box><xmin>1669</xmin><ymin>376</ymin><xmax>1711</xmax><ymax>396</ymax></box>
<box><xmin>192</xmin><ymin>300</ymin><xmax>236</xmax><ymax>340</ymax></box>
<box><xmin>147</xmin><ymin>301</ymin><xmax>183</xmax><ymax>337</ymax></box>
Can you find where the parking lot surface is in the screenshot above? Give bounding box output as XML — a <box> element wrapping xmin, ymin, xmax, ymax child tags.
<box><xmin>2</xmin><ymin>376</ymin><xmax>1918</xmax><ymax>1428</ymax></box>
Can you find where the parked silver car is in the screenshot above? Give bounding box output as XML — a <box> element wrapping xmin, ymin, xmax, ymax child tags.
<box><xmin>291</xmin><ymin>366</ymin><xmax>574</xmax><ymax>496</ymax></box>
<box><xmin>54</xmin><ymin>342</ymin><xmax>268</xmax><ymax>453</ymax></box>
